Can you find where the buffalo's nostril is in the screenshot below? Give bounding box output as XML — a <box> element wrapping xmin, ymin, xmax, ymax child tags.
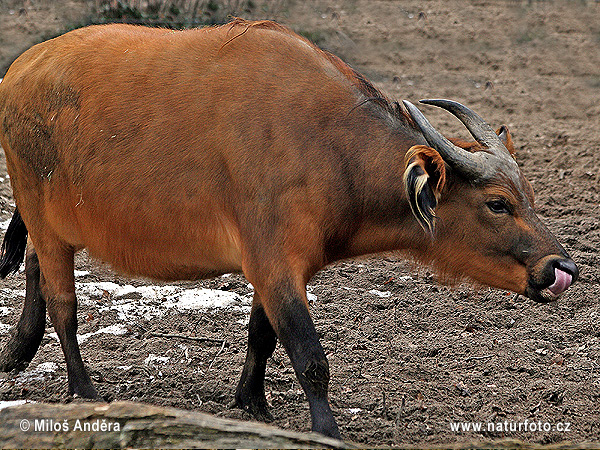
<box><xmin>527</xmin><ymin>257</ymin><xmax>579</xmax><ymax>303</ymax></box>
<box><xmin>554</xmin><ymin>259</ymin><xmax>579</xmax><ymax>284</ymax></box>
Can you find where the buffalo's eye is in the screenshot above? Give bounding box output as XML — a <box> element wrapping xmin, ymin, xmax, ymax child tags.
<box><xmin>486</xmin><ymin>199</ymin><xmax>511</xmax><ymax>215</ymax></box>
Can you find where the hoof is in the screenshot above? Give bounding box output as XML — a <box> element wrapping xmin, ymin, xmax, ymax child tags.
<box><xmin>71</xmin><ymin>392</ymin><xmax>103</xmax><ymax>401</ymax></box>
<box><xmin>0</xmin><ymin>350</ymin><xmax>30</xmax><ymax>373</ymax></box>
<box><xmin>0</xmin><ymin>359</ymin><xmax>29</xmax><ymax>374</ymax></box>
<box><xmin>231</xmin><ymin>396</ymin><xmax>274</xmax><ymax>423</ymax></box>
<box><xmin>69</xmin><ymin>383</ymin><xmax>100</xmax><ymax>400</ymax></box>
<box><xmin>0</xmin><ymin>329</ymin><xmax>44</xmax><ymax>374</ymax></box>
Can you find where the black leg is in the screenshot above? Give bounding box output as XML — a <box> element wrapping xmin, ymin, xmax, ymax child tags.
<box><xmin>234</xmin><ymin>294</ymin><xmax>278</xmax><ymax>421</ymax></box>
<box><xmin>267</xmin><ymin>281</ymin><xmax>340</xmax><ymax>439</ymax></box>
<box><xmin>0</xmin><ymin>248</ymin><xmax>47</xmax><ymax>372</ymax></box>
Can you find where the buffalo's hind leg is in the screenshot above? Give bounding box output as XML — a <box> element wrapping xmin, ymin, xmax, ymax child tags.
<box><xmin>0</xmin><ymin>243</ymin><xmax>47</xmax><ymax>372</ymax></box>
<box><xmin>36</xmin><ymin>244</ymin><xmax>99</xmax><ymax>399</ymax></box>
<box><xmin>233</xmin><ymin>293</ymin><xmax>278</xmax><ymax>421</ymax></box>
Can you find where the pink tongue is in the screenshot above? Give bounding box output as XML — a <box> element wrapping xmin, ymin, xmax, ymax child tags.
<box><xmin>548</xmin><ymin>268</ymin><xmax>572</xmax><ymax>296</ymax></box>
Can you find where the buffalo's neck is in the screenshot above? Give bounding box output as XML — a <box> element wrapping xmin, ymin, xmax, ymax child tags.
<box><xmin>325</xmin><ymin>109</ymin><xmax>429</xmax><ymax>262</ymax></box>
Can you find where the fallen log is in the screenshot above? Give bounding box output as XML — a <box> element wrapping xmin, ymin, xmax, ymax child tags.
<box><xmin>0</xmin><ymin>400</ymin><xmax>352</xmax><ymax>449</ymax></box>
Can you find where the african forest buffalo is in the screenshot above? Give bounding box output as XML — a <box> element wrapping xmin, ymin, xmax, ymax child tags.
<box><xmin>0</xmin><ymin>19</ymin><xmax>578</xmax><ymax>438</ymax></box>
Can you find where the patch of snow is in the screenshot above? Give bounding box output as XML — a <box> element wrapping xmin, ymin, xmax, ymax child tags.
<box><xmin>49</xmin><ymin>324</ymin><xmax>129</xmax><ymax>345</ymax></box>
<box><xmin>74</xmin><ymin>270</ymin><xmax>90</xmax><ymax>278</ymax></box>
<box><xmin>0</xmin><ymin>218</ymin><xmax>11</xmax><ymax>230</ymax></box>
<box><xmin>77</xmin><ymin>281</ymin><xmax>139</xmax><ymax>300</ymax></box>
<box><xmin>15</xmin><ymin>362</ymin><xmax>58</xmax><ymax>384</ymax></box>
<box><xmin>80</xmin><ymin>324</ymin><xmax>129</xmax><ymax>344</ymax></box>
<box><xmin>307</xmin><ymin>292</ymin><xmax>317</xmax><ymax>303</ymax></box>
<box><xmin>348</xmin><ymin>408</ymin><xmax>363</xmax><ymax>414</ymax></box>
<box><xmin>0</xmin><ymin>400</ymin><xmax>34</xmax><ymax>410</ymax></box>
<box><xmin>99</xmin><ymin>297</ymin><xmax>160</xmax><ymax>322</ymax></box>
<box><xmin>76</xmin><ymin>281</ymin><xmax>251</xmax><ymax>320</ymax></box>
<box><xmin>144</xmin><ymin>354</ymin><xmax>170</xmax><ymax>365</ymax></box>
<box><xmin>236</xmin><ymin>317</ymin><xmax>250</xmax><ymax>326</ymax></box>
<box><xmin>37</xmin><ymin>362</ymin><xmax>58</xmax><ymax>372</ymax></box>
<box><xmin>368</xmin><ymin>289</ymin><xmax>392</xmax><ymax>298</ymax></box>
<box><xmin>164</xmin><ymin>288</ymin><xmax>243</xmax><ymax>310</ymax></box>
<box><xmin>0</xmin><ymin>306</ymin><xmax>10</xmax><ymax>316</ymax></box>
<box><xmin>0</xmin><ymin>323</ymin><xmax>11</xmax><ymax>334</ymax></box>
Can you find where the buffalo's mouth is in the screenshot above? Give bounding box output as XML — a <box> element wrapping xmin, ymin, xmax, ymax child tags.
<box><xmin>526</xmin><ymin>259</ymin><xmax>578</xmax><ymax>304</ymax></box>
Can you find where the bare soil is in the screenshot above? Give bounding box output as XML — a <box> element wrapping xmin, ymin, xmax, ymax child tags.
<box><xmin>0</xmin><ymin>1</ymin><xmax>599</xmax><ymax>447</ymax></box>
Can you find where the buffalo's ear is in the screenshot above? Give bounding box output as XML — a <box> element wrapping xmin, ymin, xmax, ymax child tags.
<box><xmin>496</xmin><ymin>125</ymin><xmax>516</xmax><ymax>156</ymax></box>
<box><xmin>403</xmin><ymin>145</ymin><xmax>446</xmax><ymax>236</ymax></box>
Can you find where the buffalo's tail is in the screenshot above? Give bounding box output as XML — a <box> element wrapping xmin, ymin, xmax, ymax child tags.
<box><xmin>0</xmin><ymin>208</ymin><xmax>28</xmax><ymax>278</ymax></box>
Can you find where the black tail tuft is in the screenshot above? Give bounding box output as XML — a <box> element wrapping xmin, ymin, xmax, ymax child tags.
<box><xmin>0</xmin><ymin>208</ymin><xmax>28</xmax><ymax>279</ymax></box>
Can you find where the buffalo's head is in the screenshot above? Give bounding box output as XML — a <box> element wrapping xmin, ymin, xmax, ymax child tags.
<box><xmin>402</xmin><ymin>99</ymin><xmax>578</xmax><ymax>303</ymax></box>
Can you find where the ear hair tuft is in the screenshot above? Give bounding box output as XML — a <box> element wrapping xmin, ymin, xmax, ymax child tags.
<box><xmin>403</xmin><ymin>145</ymin><xmax>447</xmax><ymax>236</ymax></box>
<box><xmin>404</xmin><ymin>161</ymin><xmax>437</xmax><ymax>235</ymax></box>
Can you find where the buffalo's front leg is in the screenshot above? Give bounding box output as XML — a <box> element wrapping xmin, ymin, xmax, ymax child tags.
<box><xmin>256</xmin><ymin>277</ymin><xmax>340</xmax><ymax>439</ymax></box>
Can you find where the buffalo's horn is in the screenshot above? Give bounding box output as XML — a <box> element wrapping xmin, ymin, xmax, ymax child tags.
<box><xmin>419</xmin><ymin>99</ymin><xmax>511</xmax><ymax>160</ymax></box>
<box><xmin>402</xmin><ymin>100</ymin><xmax>489</xmax><ymax>179</ymax></box>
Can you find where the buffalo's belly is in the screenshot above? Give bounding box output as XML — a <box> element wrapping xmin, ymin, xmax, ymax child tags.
<box><xmin>53</xmin><ymin>193</ymin><xmax>244</xmax><ymax>281</ymax></box>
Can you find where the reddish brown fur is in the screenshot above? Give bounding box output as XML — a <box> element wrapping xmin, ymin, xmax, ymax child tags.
<box><xmin>0</xmin><ymin>20</ymin><xmax>425</xmax><ymax>288</ymax></box>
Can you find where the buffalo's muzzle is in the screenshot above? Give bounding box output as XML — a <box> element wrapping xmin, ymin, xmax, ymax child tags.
<box><xmin>527</xmin><ymin>256</ymin><xmax>579</xmax><ymax>303</ymax></box>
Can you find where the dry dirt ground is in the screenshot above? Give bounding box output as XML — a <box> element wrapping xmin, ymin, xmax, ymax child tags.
<box><xmin>0</xmin><ymin>0</ymin><xmax>599</xmax><ymax>447</ymax></box>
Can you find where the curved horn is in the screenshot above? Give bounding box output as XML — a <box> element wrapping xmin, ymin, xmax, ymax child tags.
<box><xmin>419</xmin><ymin>99</ymin><xmax>509</xmax><ymax>158</ymax></box>
<box><xmin>402</xmin><ymin>100</ymin><xmax>489</xmax><ymax>178</ymax></box>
